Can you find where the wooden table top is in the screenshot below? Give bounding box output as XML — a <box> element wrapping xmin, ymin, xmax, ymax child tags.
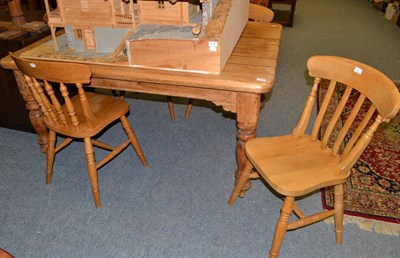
<box><xmin>1</xmin><ymin>22</ymin><xmax>282</xmax><ymax>94</ymax></box>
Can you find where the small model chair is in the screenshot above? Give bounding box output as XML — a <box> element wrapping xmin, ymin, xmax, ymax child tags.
<box><xmin>228</xmin><ymin>56</ymin><xmax>400</xmax><ymax>257</ymax></box>
<box><xmin>10</xmin><ymin>52</ymin><xmax>148</xmax><ymax>208</ymax></box>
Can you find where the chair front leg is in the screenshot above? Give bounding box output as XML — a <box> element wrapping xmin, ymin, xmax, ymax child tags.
<box><xmin>84</xmin><ymin>138</ymin><xmax>101</xmax><ymax>208</ymax></box>
<box><xmin>334</xmin><ymin>184</ymin><xmax>344</xmax><ymax>244</ymax></box>
<box><xmin>46</xmin><ymin>130</ymin><xmax>57</xmax><ymax>185</ymax></box>
<box><xmin>269</xmin><ymin>196</ymin><xmax>294</xmax><ymax>258</ymax></box>
<box><xmin>228</xmin><ymin>161</ymin><xmax>253</xmax><ymax>206</ymax></box>
<box><xmin>120</xmin><ymin>115</ymin><xmax>148</xmax><ymax>167</ymax></box>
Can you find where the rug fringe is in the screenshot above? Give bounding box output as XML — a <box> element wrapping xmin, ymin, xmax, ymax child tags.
<box><xmin>324</xmin><ymin>215</ymin><xmax>400</xmax><ymax>236</ymax></box>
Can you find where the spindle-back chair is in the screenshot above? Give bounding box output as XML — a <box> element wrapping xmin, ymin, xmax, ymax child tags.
<box><xmin>10</xmin><ymin>52</ymin><xmax>148</xmax><ymax>208</ymax></box>
<box><xmin>228</xmin><ymin>55</ymin><xmax>400</xmax><ymax>257</ymax></box>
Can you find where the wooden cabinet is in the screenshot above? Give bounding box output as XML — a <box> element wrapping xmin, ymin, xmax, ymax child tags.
<box><xmin>0</xmin><ymin>30</ymin><xmax>50</xmax><ymax>132</ymax></box>
<box><xmin>268</xmin><ymin>0</ymin><xmax>297</xmax><ymax>27</ymax></box>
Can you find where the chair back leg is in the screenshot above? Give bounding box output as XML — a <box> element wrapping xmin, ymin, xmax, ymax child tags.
<box><xmin>185</xmin><ymin>99</ymin><xmax>194</xmax><ymax>119</ymax></box>
<box><xmin>228</xmin><ymin>161</ymin><xmax>253</xmax><ymax>206</ymax></box>
<box><xmin>120</xmin><ymin>115</ymin><xmax>148</xmax><ymax>167</ymax></box>
<box><xmin>167</xmin><ymin>96</ymin><xmax>175</xmax><ymax>120</ymax></box>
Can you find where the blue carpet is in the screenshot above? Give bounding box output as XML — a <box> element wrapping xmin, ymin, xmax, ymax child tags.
<box><xmin>1</xmin><ymin>0</ymin><xmax>399</xmax><ymax>257</ymax></box>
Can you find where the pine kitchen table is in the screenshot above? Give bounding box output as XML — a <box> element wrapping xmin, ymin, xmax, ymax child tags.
<box><xmin>1</xmin><ymin>21</ymin><xmax>282</xmax><ymax>194</ymax></box>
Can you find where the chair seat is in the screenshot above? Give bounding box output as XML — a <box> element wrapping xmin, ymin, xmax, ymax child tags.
<box><xmin>46</xmin><ymin>92</ymin><xmax>129</xmax><ymax>138</ymax></box>
<box><xmin>245</xmin><ymin>135</ymin><xmax>348</xmax><ymax>197</ymax></box>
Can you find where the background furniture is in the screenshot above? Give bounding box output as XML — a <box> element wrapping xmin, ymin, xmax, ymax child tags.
<box><xmin>1</xmin><ymin>21</ymin><xmax>282</xmax><ymax>195</ymax></box>
<box><xmin>0</xmin><ymin>0</ymin><xmax>49</xmax><ymax>132</ymax></box>
<box><xmin>268</xmin><ymin>0</ymin><xmax>297</xmax><ymax>27</ymax></box>
<box><xmin>11</xmin><ymin>53</ymin><xmax>148</xmax><ymax>208</ymax></box>
<box><xmin>228</xmin><ymin>55</ymin><xmax>400</xmax><ymax>257</ymax></box>
<box><xmin>0</xmin><ymin>30</ymin><xmax>49</xmax><ymax>132</ymax></box>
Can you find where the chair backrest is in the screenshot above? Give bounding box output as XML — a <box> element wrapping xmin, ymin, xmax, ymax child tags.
<box><xmin>250</xmin><ymin>0</ymin><xmax>270</xmax><ymax>7</ymax></box>
<box><xmin>292</xmin><ymin>55</ymin><xmax>400</xmax><ymax>174</ymax></box>
<box><xmin>249</xmin><ymin>3</ymin><xmax>274</xmax><ymax>23</ymax></box>
<box><xmin>9</xmin><ymin>52</ymin><xmax>97</xmax><ymax>130</ymax></box>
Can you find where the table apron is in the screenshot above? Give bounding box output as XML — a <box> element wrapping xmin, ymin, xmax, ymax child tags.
<box><xmin>90</xmin><ymin>77</ymin><xmax>240</xmax><ymax>113</ymax></box>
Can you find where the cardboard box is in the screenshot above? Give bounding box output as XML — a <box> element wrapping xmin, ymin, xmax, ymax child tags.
<box><xmin>385</xmin><ymin>3</ymin><xmax>397</xmax><ymax>19</ymax></box>
<box><xmin>391</xmin><ymin>11</ymin><xmax>399</xmax><ymax>23</ymax></box>
<box><xmin>128</xmin><ymin>0</ymin><xmax>249</xmax><ymax>75</ymax></box>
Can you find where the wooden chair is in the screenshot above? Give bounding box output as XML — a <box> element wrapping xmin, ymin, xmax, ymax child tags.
<box><xmin>10</xmin><ymin>52</ymin><xmax>148</xmax><ymax>208</ymax></box>
<box><xmin>228</xmin><ymin>55</ymin><xmax>400</xmax><ymax>257</ymax></box>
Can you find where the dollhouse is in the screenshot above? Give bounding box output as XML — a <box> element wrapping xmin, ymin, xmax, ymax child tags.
<box><xmin>43</xmin><ymin>0</ymin><xmax>248</xmax><ymax>74</ymax></box>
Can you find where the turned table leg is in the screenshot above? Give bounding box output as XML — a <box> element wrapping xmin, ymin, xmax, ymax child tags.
<box><xmin>13</xmin><ymin>70</ymin><xmax>48</xmax><ymax>152</ymax></box>
<box><xmin>235</xmin><ymin>92</ymin><xmax>260</xmax><ymax>196</ymax></box>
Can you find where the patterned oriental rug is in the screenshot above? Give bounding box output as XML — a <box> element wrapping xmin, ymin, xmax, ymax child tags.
<box><xmin>320</xmin><ymin>80</ymin><xmax>400</xmax><ymax>235</ymax></box>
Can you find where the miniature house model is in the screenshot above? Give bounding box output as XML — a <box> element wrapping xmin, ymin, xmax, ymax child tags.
<box><xmin>44</xmin><ymin>0</ymin><xmax>248</xmax><ymax>74</ymax></box>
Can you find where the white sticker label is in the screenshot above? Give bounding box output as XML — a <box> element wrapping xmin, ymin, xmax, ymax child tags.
<box><xmin>208</xmin><ymin>41</ymin><xmax>218</xmax><ymax>47</ymax></box>
<box><xmin>29</xmin><ymin>63</ymin><xmax>36</xmax><ymax>68</ymax></box>
<box><xmin>354</xmin><ymin>66</ymin><xmax>363</xmax><ymax>75</ymax></box>
<box><xmin>209</xmin><ymin>41</ymin><xmax>218</xmax><ymax>52</ymax></box>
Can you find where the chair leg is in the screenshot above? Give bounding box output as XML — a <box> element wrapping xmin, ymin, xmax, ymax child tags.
<box><xmin>111</xmin><ymin>90</ymin><xmax>125</xmax><ymax>100</ymax></box>
<box><xmin>45</xmin><ymin>130</ymin><xmax>56</xmax><ymax>185</ymax></box>
<box><xmin>269</xmin><ymin>196</ymin><xmax>294</xmax><ymax>258</ymax></box>
<box><xmin>120</xmin><ymin>115</ymin><xmax>148</xmax><ymax>167</ymax></box>
<box><xmin>84</xmin><ymin>138</ymin><xmax>101</xmax><ymax>208</ymax></box>
<box><xmin>167</xmin><ymin>96</ymin><xmax>175</xmax><ymax>120</ymax></box>
<box><xmin>333</xmin><ymin>184</ymin><xmax>344</xmax><ymax>244</ymax></box>
<box><xmin>119</xmin><ymin>90</ymin><xmax>126</xmax><ymax>100</ymax></box>
<box><xmin>228</xmin><ymin>161</ymin><xmax>253</xmax><ymax>206</ymax></box>
<box><xmin>185</xmin><ymin>99</ymin><xmax>193</xmax><ymax>120</ymax></box>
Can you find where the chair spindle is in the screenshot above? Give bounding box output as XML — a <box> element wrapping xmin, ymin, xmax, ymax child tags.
<box><xmin>331</xmin><ymin>93</ymin><xmax>366</xmax><ymax>156</ymax></box>
<box><xmin>321</xmin><ymin>86</ymin><xmax>352</xmax><ymax>149</ymax></box>
<box><xmin>60</xmin><ymin>82</ymin><xmax>79</xmax><ymax>128</ymax></box>
<box><xmin>341</xmin><ymin>105</ymin><xmax>376</xmax><ymax>159</ymax></box>
<box><xmin>311</xmin><ymin>79</ymin><xmax>337</xmax><ymax>141</ymax></box>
